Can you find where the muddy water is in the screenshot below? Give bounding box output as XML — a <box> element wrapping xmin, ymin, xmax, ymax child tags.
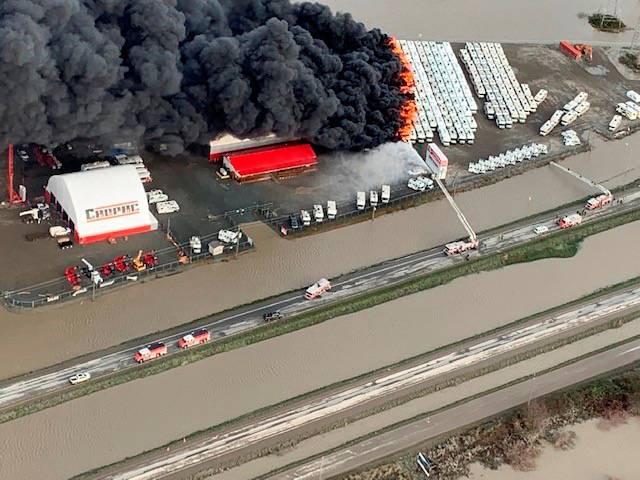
<box><xmin>468</xmin><ymin>418</ymin><xmax>640</xmax><ymax>479</ymax></box>
<box><xmin>3</xmin><ymin>222</ymin><xmax>640</xmax><ymax>480</ymax></box>
<box><xmin>316</xmin><ymin>0</ymin><xmax>640</xmax><ymax>43</ymax></box>
<box><xmin>0</xmin><ymin>133</ymin><xmax>639</xmax><ymax>379</ymax></box>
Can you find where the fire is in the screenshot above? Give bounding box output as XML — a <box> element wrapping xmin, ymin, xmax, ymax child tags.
<box><xmin>388</xmin><ymin>37</ymin><xmax>418</xmax><ymax>142</ymax></box>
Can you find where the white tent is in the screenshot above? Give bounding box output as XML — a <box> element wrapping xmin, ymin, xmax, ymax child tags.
<box><xmin>46</xmin><ymin>165</ymin><xmax>157</xmax><ymax>244</ymax></box>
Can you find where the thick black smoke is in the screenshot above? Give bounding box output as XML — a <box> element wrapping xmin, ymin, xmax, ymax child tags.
<box><xmin>0</xmin><ymin>0</ymin><xmax>408</xmax><ymax>155</ymax></box>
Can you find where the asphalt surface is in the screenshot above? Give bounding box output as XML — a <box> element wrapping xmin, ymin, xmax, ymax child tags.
<box><xmin>2</xmin><ymin>187</ymin><xmax>640</xmax><ymax>412</ymax></box>
<box><xmin>89</xmin><ymin>284</ymin><xmax>640</xmax><ymax>480</ymax></box>
<box><xmin>269</xmin><ymin>339</ymin><xmax>640</xmax><ymax>480</ymax></box>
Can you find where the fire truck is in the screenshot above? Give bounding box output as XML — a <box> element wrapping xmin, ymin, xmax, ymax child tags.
<box><xmin>549</xmin><ymin>161</ymin><xmax>613</xmax><ymax>212</ymax></box>
<box><xmin>436</xmin><ymin>175</ymin><xmax>479</xmax><ymax>257</ymax></box>
<box><xmin>558</xmin><ymin>213</ymin><xmax>583</xmax><ymax>229</ymax></box>
<box><xmin>113</xmin><ymin>255</ymin><xmax>130</xmax><ymax>273</ymax></box>
<box><xmin>35</xmin><ymin>146</ymin><xmax>62</xmax><ymax>170</ymax></box>
<box><xmin>585</xmin><ymin>193</ymin><xmax>613</xmax><ymax>210</ymax></box>
<box><xmin>65</xmin><ymin>266</ymin><xmax>81</xmax><ymax>287</ymax></box>
<box><xmin>444</xmin><ymin>239</ymin><xmax>479</xmax><ymax>256</ymax></box>
<box><xmin>304</xmin><ymin>278</ymin><xmax>332</xmax><ymax>300</ymax></box>
<box><xmin>177</xmin><ymin>329</ymin><xmax>211</xmax><ymax>349</ymax></box>
<box><xmin>134</xmin><ymin>342</ymin><xmax>167</xmax><ymax>363</ymax></box>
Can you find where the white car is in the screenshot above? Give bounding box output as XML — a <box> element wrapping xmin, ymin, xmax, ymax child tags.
<box><xmin>218</xmin><ymin>229</ymin><xmax>241</xmax><ymax>244</ymax></box>
<box><xmin>533</xmin><ymin>225</ymin><xmax>549</xmax><ymax>235</ymax></box>
<box><xmin>416</xmin><ymin>176</ymin><xmax>434</xmax><ymax>189</ymax></box>
<box><xmin>156</xmin><ymin>200</ymin><xmax>180</xmax><ymax>214</ymax></box>
<box><xmin>49</xmin><ymin>226</ymin><xmax>71</xmax><ymax>238</ymax></box>
<box><xmin>146</xmin><ymin>189</ymin><xmax>168</xmax><ymax>204</ymax></box>
<box><xmin>69</xmin><ymin>372</ymin><xmax>91</xmax><ymax>385</ymax></box>
<box><xmin>408</xmin><ymin>178</ymin><xmax>427</xmax><ymax>192</ymax></box>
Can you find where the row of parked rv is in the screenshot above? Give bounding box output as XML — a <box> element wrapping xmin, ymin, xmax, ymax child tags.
<box><xmin>539</xmin><ymin>91</ymin><xmax>590</xmax><ymax>136</ymax></box>
<box><xmin>606</xmin><ymin>90</ymin><xmax>640</xmax><ymax>133</ymax></box>
<box><xmin>293</xmin><ymin>201</ymin><xmax>338</xmax><ymax>229</ymax></box>
<box><xmin>146</xmin><ymin>189</ymin><xmax>180</xmax><ymax>214</ymax></box>
<box><xmin>287</xmin><ymin>186</ymin><xmax>392</xmax><ymax>231</ymax></box>
<box><xmin>561</xmin><ymin>130</ymin><xmax>581</xmax><ymax>146</ymax></box>
<box><xmin>356</xmin><ymin>185</ymin><xmax>391</xmax><ymax>210</ymax></box>
<box><xmin>467</xmin><ymin>143</ymin><xmax>548</xmax><ymax>174</ymax></box>
<box><xmin>615</xmin><ymin>90</ymin><xmax>640</xmax><ymax>121</ymax></box>
<box><xmin>399</xmin><ymin>40</ymin><xmax>478</xmax><ymax>146</ymax></box>
<box><xmin>460</xmin><ymin>42</ymin><xmax>540</xmax><ymax>129</ymax></box>
<box><xmin>81</xmin><ymin>153</ymin><xmax>153</xmax><ymax>184</ymax></box>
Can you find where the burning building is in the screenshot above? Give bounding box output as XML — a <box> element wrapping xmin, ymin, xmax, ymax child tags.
<box><xmin>222</xmin><ymin>143</ymin><xmax>317</xmax><ymax>182</ymax></box>
<box><xmin>0</xmin><ymin>1</ymin><xmax>414</xmax><ymax>157</ymax></box>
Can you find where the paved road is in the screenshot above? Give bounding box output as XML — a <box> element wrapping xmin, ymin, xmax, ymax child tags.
<box><xmin>90</xmin><ymin>285</ymin><xmax>640</xmax><ymax>480</ymax></box>
<box><xmin>270</xmin><ymin>339</ymin><xmax>640</xmax><ymax>480</ymax></box>
<box><xmin>1</xmin><ymin>187</ymin><xmax>639</xmax><ymax>412</ymax></box>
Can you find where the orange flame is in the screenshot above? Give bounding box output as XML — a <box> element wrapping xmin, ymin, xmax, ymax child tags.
<box><xmin>388</xmin><ymin>37</ymin><xmax>417</xmax><ymax>142</ymax></box>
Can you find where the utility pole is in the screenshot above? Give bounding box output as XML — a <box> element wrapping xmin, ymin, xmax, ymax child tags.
<box><xmin>527</xmin><ymin>372</ymin><xmax>536</xmax><ymax>408</ymax></box>
<box><xmin>631</xmin><ymin>15</ymin><xmax>640</xmax><ymax>49</ymax></box>
<box><xmin>235</xmin><ymin>225</ymin><xmax>240</xmax><ymax>259</ymax></box>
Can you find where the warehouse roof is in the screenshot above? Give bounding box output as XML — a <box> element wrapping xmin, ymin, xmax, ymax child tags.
<box><xmin>46</xmin><ymin>165</ymin><xmax>156</xmax><ymax>243</ymax></box>
<box><xmin>209</xmin><ymin>133</ymin><xmax>298</xmax><ymax>154</ymax></box>
<box><xmin>226</xmin><ymin>143</ymin><xmax>317</xmax><ymax>178</ymax></box>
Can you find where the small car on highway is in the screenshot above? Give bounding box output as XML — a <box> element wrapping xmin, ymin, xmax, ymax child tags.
<box><xmin>263</xmin><ymin>311</ymin><xmax>284</xmax><ymax>322</ymax></box>
<box><xmin>68</xmin><ymin>372</ymin><xmax>91</xmax><ymax>385</ymax></box>
<box><xmin>533</xmin><ymin>225</ymin><xmax>549</xmax><ymax>235</ymax></box>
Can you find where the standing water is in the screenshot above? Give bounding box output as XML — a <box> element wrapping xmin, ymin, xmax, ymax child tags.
<box><xmin>2</xmin><ymin>221</ymin><xmax>640</xmax><ymax>480</ymax></box>
<box><xmin>0</xmin><ymin>133</ymin><xmax>639</xmax><ymax>378</ymax></box>
<box><xmin>315</xmin><ymin>0</ymin><xmax>640</xmax><ymax>43</ymax></box>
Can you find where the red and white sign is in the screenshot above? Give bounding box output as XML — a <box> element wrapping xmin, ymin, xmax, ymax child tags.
<box><xmin>426</xmin><ymin>143</ymin><xmax>448</xmax><ymax>179</ymax></box>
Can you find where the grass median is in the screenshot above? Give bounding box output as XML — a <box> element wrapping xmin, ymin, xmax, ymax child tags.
<box><xmin>2</xmin><ymin>207</ymin><xmax>640</xmax><ymax>425</ymax></box>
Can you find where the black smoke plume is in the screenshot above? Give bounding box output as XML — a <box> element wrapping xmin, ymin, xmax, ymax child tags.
<box><xmin>0</xmin><ymin>0</ymin><xmax>409</xmax><ymax>155</ymax></box>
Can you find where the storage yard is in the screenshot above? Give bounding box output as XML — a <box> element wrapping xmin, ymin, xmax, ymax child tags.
<box><xmin>2</xmin><ymin>42</ymin><xmax>640</xmax><ymax>302</ymax></box>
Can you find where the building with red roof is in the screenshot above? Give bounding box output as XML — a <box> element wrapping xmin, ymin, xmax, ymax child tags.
<box><xmin>222</xmin><ymin>143</ymin><xmax>317</xmax><ymax>182</ymax></box>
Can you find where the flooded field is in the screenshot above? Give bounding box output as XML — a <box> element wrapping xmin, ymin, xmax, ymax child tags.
<box><xmin>469</xmin><ymin>418</ymin><xmax>640</xmax><ymax>480</ymax></box>
<box><xmin>0</xmin><ymin>132</ymin><xmax>640</xmax><ymax>379</ymax></box>
<box><xmin>316</xmin><ymin>0</ymin><xmax>640</xmax><ymax>43</ymax></box>
<box><xmin>2</xmin><ymin>221</ymin><xmax>640</xmax><ymax>479</ymax></box>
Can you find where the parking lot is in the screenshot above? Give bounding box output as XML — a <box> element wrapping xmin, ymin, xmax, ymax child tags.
<box><xmin>2</xmin><ymin>43</ymin><xmax>639</xmax><ymax>298</ymax></box>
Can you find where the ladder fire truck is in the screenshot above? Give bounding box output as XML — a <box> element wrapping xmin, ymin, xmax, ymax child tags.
<box><xmin>435</xmin><ymin>177</ymin><xmax>478</xmax><ymax>256</ymax></box>
<box><xmin>550</xmin><ymin>161</ymin><xmax>613</xmax><ymax>211</ymax></box>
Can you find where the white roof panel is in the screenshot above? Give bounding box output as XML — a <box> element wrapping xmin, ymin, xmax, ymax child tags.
<box><xmin>46</xmin><ymin>165</ymin><xmax>154</xmax><ymax>240</ymax></box>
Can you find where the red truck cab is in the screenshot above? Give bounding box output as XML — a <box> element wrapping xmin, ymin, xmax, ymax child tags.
<box><xmin>178</xmin><ymin>329</ymin><xmax>211</xmax><ymax>349</ymax></box>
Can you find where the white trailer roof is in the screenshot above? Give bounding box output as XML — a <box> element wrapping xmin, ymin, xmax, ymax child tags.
<box><xmin>209</xmin><ymin>133</ymin><xmax>296</xmax><ymax>155</ymax></box>
<box><xmin>46</xmin><ymin>165</ymin><xmax>155</xmax><ymax>241</ymax></box>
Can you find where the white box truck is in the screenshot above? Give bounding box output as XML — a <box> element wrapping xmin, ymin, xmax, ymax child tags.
<box><xmin>356</xmin><ymin>191</ymin><xmax>366</xmax><ymax>210</ymax></box>
<box><xmin>327</xmin><ymin>200</ymin><xmax>337</xmax><ymax>219</ymax></box>
<box><xmin>381</xmin><ymin>185</ymin><xmax>390</xmax><ymax>203</ymax></box>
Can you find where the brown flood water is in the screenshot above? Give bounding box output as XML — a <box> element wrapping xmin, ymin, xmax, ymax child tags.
<box><xmin>0</xmin><ymin>134</ymin><xmax>639</xmax><ymax>379</ymax></box>
<box><xmin>2</xmin><ymin>221</ymin><xmax>640</xmax><ymax>480</ymax></box>
<box><xmin>316</xmin><ymin>0</ymin><xmax>640</xmax><ymax>43</ymax></box>
<box><xmin>469</xmin><ymin>418</ymin><xmax>640</xmax><ymax>480</ymax></box>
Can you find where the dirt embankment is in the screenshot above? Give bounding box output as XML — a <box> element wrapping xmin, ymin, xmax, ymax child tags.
<box><xmin>346</xmin><ymin>365</ymin><xmax>640</xmax><ymax>480</ymax></box>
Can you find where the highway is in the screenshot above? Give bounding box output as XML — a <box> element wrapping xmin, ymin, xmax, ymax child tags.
<box><xmin>1</xmin><ymin>187</ymin><xmax>640</xmax><ymax>412</ymax></box>
<box><xmin>269</xmin><ymin>339</ymin><xmax>640</xmax><ymax>480</ymax></box>
<box><xmin>88</xmin><ymin>284</ymin><xmax>640</xmax><ymax>480</ymax></box>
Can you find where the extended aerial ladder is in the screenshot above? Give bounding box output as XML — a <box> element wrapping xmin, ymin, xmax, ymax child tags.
<box><xmin>434</xmin><ymin>177</ymin><xmax>478</xmax><ymax>255</ymax></box>
<box><xmin>549</xmin><ymin>161</ymin><xmax>613</xmax><ymax>210</ymax></box>
<box><xmin>6</xmin><ymin>144</ymin><xmax>22</xmax><ymax>204</ymax></box>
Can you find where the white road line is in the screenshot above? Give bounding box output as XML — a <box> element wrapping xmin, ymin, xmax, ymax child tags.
<box><xmin>2</xmin><ymin>197</ymin><xmax>639</xmax><ymax>409</ymax></box>
<box><xmin>103</xmin><ymin>292</ymin><xmax>640</xmax><ymax>480</ymax></box>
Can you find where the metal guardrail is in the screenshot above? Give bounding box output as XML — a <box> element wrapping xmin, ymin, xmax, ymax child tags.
<box><xmin>3</xmin><ymin>238</ymin><xmax>254</xmax><ymax>309</ymax></box>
